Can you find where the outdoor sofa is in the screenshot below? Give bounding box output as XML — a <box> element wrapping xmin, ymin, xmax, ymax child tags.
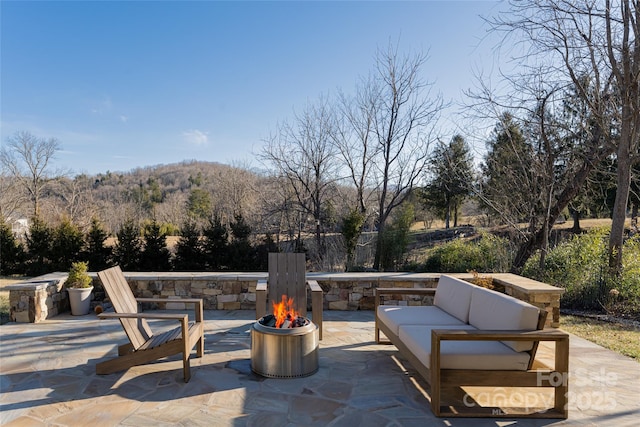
<box><xmin>375</xmin><ymin>275</ymin><xmax>569</xmax><ymax>418</ymax></box>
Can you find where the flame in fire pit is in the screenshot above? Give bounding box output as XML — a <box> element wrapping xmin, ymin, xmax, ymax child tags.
<box><xmin>273</xmin><ymin>294</ymin><xmax>298</xmax><ymax>328</ymax></box>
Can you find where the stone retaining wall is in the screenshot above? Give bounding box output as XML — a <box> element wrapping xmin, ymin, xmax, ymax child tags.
<box><xmin>6</xmin><ymin>273</ymin><xmax>69</xmax><ymax>323</ymax></box>
<box><xmin>7</xmin><ymin>271</ymin><xmax>563</xmax><ymax>327</ymax></box>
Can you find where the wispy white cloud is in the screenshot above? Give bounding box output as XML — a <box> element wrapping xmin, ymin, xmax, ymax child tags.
<box><xmin>182</xmin><ymin>129</ymin><xmax>209</xmax><ymax>146</ymax></box>
<box><xmin>119</xmin><ymin>115</ymin><xmax>129</xmax><ymax>123</ymax></box>
<box><xmin>90</xmin><ymin>95</ymin><xmax>113</xmax><ymax>115</ymax></box>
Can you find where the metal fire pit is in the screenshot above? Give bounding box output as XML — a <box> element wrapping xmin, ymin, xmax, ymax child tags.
<box><xmin>251</xmin><ymin>315</ymin><xmax>319</xmax><ymax>378</ymax></box>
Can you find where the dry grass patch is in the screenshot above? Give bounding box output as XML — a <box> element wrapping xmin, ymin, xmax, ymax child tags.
<box><xmin>560</xmin><ymin>314</ymin><xmax>640</xmax><ymax>361</ymax></box>
<box><xmin>0</xmin><ymin>277</ymin><xmax>29</xmax><ymax>325</ymax></box>
<box><xmin>0</xmin><ymin>291</ymin><xmax>9</xmax><ymax>325</ymax></box>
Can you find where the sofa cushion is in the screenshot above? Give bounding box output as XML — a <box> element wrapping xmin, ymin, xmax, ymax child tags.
<box><xmin>398</xmin><ymin>325</ymin><xmax>531</xmax><ymax>371</ymax></box>
<box><xmin>377</xmin><ymin>305</ymin><xmax>464</xmax><ymax>336</ymax></box>
<box><xmin>468</xmin><ymin>286</ymin><xmax>540</xmax><ymax>352</ymax></box>
<box><xmin>433</xmin><ymin>275</ymin><xmax>475</xmax><ymax>323</ymax></box>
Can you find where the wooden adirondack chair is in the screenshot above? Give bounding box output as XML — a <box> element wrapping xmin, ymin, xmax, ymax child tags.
<box><xmin>256</xmin><ymin>252</ymin><xmax>323</xmax><ymax>339</ymax></box>
<box><xmin>96</xmin><ymin>266</ymin><xmax>204</xmax><ymax>382</ymax></box>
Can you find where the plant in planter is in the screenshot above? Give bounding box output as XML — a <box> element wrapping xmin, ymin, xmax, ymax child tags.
<box><xmin>65</xmin><ymin>261</ymin><xmax>94</xmax><ymax>315</ymax></box>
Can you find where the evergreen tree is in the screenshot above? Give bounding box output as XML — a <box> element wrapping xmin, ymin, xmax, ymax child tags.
<box><xmin>84</xmin><ymin>217</ymin><xmax>113</xmax><ymax>271</ymax></box>
<box><xmin>25</xmin><ymin>216</ymin><xmax>53</xmax><ymax>275</ymax></box>
<box><xmin>228</xmin><ymin>214</ymin><xmax>254</xmax><ymax>271</ymax></box>
<box><xmin>378</xmin><ymin>203</ymin><xmax>415</xmax><ymax>271</ymax></box>
<box><xmin>187</xmin><ymin>188</ymin><xmax>212</xmax><ymax>221</ymax></box>
<box><xmin>113</xmin><ymin>219</ymin><xmax>142</xmax><ymax>271</ymax></box>
<box><xmin>0</xmin><ymin>218</ymin><xmax>25</xmax><ymax>275</ymax></box>
<box><xmin>479</xmin><ymin>114</ymin><xmax>537</xmax><ymax>225</ymax></box>
<box><xmin>254</xmin><ymin>233</ymin><xmax>278</xmax><ymax>271</ymax></box>
<box><xmin>202</xmin><ymin>216</ymin><xmax>228</xmax><ymax>270</ymax></box>
<box><xmin>50</xmin><ymin>218</ymin><xmax>84</xmax><ymax>271</ymax></box>
<box><xmin>140</xmin><ymin>219</ymin><xmax>172</xmax><ymax>271</ymax></box>
<box><xmin>421</xmin><ymin>135</ymin><xmax>474</xmax><ymax>228</ymax></box>
<box><xmin>341</xmin><ymin>209</ymin><xmax>366</xmax><ymax>271</ymax></box>
<box><xmin>174</xmin><ymin>220</ymin><xmax>206</xmax><ymax>271</ymax></box>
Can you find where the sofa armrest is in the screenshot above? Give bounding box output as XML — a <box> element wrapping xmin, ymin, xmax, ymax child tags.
<box><xmin>430</xmin><ymin>328</ymin><xmax>570</xmax><ymax>390</ymax></box>
<box><xmin>431</xmin><ymin>328</ymin><xmax>569</xmax><ymax>342</ymax></box>
<box><xmin>429</xmin><ymin>328</ymin><xmax>570</xmax><ymax>418</ymax></box>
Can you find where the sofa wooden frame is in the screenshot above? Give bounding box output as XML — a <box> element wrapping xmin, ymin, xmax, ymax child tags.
<box><xmin>375</xmin><ymin>287</ymin><xmax>569</xmax><ymax>418</ymax></box>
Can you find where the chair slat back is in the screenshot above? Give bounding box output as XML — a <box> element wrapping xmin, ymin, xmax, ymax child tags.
<box><xmin>98</xmin><ymin>266</ymin><xmax>153</xmax><ymax>349</ymax></box>
<box><xmin>267</xmin><ymin>252</ymin><xmax>307</xmax><ymax>317</ymax></box>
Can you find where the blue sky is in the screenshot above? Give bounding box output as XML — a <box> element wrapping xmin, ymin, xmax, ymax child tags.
<box><xmin>1</xmin><ymin>0</ymin><xmax>502</xmax><ymax>176</ymax></box>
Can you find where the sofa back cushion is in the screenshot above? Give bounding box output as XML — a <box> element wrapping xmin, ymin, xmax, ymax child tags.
<box><xmin>434</xmin><ymin>275</ymin><xmax>475</xmax><ymax>323</ymax></box>
<box><xmin>468</xmin><ymin>286</ymin><xmax>540</xmax><ymax>352</ymax></box>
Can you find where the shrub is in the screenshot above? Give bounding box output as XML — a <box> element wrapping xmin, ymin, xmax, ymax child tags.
<box><xmin>415</xmin><ymin>233</ymin><xmax>512</xmax><ymax>273</ymax></box>
<box><xmin>522</xmin><ymin>227</ymin><xmax>640</xmax><ymax>317</ymax></box>
<box><xmin>64</xmin><ymin>261</ymin><xmax>93</xmax><ymax>288</ymax></box>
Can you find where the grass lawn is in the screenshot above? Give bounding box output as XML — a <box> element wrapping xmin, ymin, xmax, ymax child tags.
<box><xmin>0</xmin><ymin>277</ymin><xmax>32</xmax><ymax>325</ymax></box>
<box><xmin>0</xmin><ymin>289</ymin><xmax>11</xmax><ymax>325</ymax></box>
<box><xmin>560</xmin><ymin>314</ymin><xmax>640</xmax><ymax>361</ymax></box>
<box><xmin>0</xmin><ymin>292</ymin><xmax>9</xmax><ymax>325</ymax></box>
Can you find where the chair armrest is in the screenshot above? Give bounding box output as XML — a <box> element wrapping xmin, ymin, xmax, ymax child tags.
<box><xmin>306</xmin><ymin>280</ymin><xmax>323</xmax><ymax>340</ymax></box>
<box><xmin>256</xmin><ymin>280</ymin><xmax>268</xmax><ymax>319</ymax></box>
<box><xmin>256</xmin><ymin>280</ymin><xmax>267</xmax><ymax>292</ymax></box>
<box><xmin>306</xmin><ymin>280</ymin><xmax>322</xmax><ymax>293</ymax></box>
<box><xmin>135</xmin><ymin>297</ymin><xmax>202</xmax><ymax>304</ymax></box>
<box><xmin>99</xmin><ymin>312</ymin><xmax>188</xmax><ymax>321</ymax></box>
<box><xmin>135</xmin><ymin>297</ymin><xmax>203</xmax><ymax>322</ymax></box>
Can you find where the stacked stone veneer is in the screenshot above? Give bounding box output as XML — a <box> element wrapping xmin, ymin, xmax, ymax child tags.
<box><xmin>8</xmin><ymin>271</ymin><xmax>563</xmax><ymax>327</ymax></box>
<box><xmin>6</xmin><ymin>273</ymin><xmax>70</xmax><ymax>323</ymax></box>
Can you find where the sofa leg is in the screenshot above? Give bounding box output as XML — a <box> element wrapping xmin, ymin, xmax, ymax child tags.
<box><xmin>554</xmin><ymin>336</ymin><xmax>570</xmax><ymax>417</ymax></box>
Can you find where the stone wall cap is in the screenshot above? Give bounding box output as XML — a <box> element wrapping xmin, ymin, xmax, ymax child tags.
<box><xmin>5</xmin><ymin>280</ymin><xmax>60</xmax><ymax>291</ymax></box>
<box><xmin>491</xmin><ymin>273</ymin><xmax>565</xmax><ymax>294</ymax></box>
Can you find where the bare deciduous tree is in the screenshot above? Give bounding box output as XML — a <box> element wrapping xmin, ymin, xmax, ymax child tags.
<box><xmin>155</xmin><ymin>191</ymin><xmax>189</xmax><ymax>229</ymax></box>
<box><xmin>261</xmin><ymin>96</ymin><xmax>340</xmax><ymax>263</ymax></box>
<box><xmin>365</xmin><ymin>43</ymin><xmax>444</xmax><ymax>270</ymax></box>
<box><xmin>0</xmin><ymin>170</ymin><xmax>27</xmax><ymax>221</ymax></box>
<box><xmin>48</xmin><ymin>175</ymin><xmax>97</xmax><ymax>230</ymax></box>
<box><xmin>1</xmin><ymin>131</ymin><xmax>62</xmax><ymax>217</ymax></box>
<box><xmin>488</xmin><ymin>0</ymin><xmax>640</xmax><ymax>273</ymax></box>
<box><xmin>213</xmin><ymin>162</ymin><xmax>259</xmax><ymax>225</ymax></box>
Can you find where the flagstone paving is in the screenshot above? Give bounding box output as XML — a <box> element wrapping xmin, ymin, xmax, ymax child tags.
<box><xmin>1</xmin><ymin>310</ymin><xmax>639</xmax><ymax>426</ymax></box>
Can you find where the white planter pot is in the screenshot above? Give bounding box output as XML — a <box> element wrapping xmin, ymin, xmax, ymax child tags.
<box><xmin>68</xmin><ymin>286</ymin><xmax>94</xmax><ymax>316</ymax></box>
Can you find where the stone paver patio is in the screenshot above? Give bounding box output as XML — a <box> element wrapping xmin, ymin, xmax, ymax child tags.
<box><xmin>1</xmin><ymin>310</ymin><xmax>639</xmax><ymax>426</ymax></box>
